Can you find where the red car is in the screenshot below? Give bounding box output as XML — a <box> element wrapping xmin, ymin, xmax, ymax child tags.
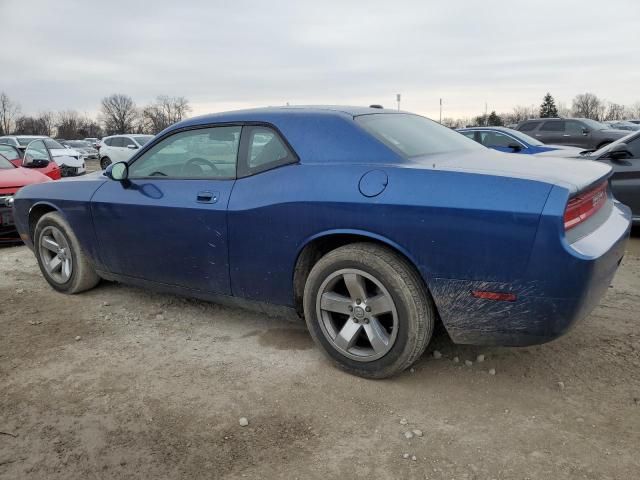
<box><xmin>0</xmin><ymin>143</ymin><xmax>61</xmax><ymax>180</ymax></box>
<box><xmin>0</xmin><ymin>153</ymin><xmax>51</xmax><ymax>242</ymax></box>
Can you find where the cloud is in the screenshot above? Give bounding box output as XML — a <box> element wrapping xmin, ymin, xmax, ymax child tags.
<box><xmin>2</xmin><ymin>0</ymin><xmax>639</xmax><ymax>119</ymax></box>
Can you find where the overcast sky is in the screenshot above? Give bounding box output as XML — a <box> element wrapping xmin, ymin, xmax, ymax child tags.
<box><xmin>2</xmin><ymin>0</ymin><xmax>640</xmax><ymax>120</ymax></box>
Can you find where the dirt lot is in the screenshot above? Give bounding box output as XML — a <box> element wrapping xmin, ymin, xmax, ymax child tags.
<box><xmin>1</xmin><ymin>235</ymin><xmax>639</xmax><ymax>480</ymax></box>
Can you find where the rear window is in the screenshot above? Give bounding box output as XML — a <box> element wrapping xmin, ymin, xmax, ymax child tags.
<box><xmin>518</xmin><ymin>121</ymin><xmax>540</xmax><ymax>132</ymax></box>
<box><xmin>44</xmin><ymin>139</ymin><xmax>64</xmax><ymax>149</ymax></box>
<box><xmin>356</xmin><ymin>113</ymin><xmax>482</xmax><ymax>157</ymax></box>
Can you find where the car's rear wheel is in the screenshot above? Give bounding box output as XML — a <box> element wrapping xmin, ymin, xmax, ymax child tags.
<box><xmin>303</xmin><ymin>243</ymin><xmax>435</xmax><ymax>378</ymax></box>
<box><xmin>100</xmin><ymin>157</ymin><xmax>111</xmax><ymax>170</ymax></box>
<box><xmin>34</xmin><ymin>212</ymin><xmax>100</xmax><ymax>294</ymax></box>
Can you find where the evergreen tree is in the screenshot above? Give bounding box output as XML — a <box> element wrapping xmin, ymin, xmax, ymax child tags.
<box><xmin>487</xmin><ymin>111</ymin><xmax>504</xmax><ymax>126</ymax></box>
<box><xmin>539</xmin><ymin>93</ymin><xmax>559</xmax><ymax>118</ymax></box>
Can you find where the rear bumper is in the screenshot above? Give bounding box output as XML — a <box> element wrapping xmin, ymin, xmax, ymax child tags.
<box><xmin>431</xmin><ymin>199</ymin><xmax>631</xmax><ymax>346</ymax></box>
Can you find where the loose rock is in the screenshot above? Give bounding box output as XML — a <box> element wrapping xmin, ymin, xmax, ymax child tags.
<box><xmin>465</xmin><ymin>360</ymin><xmax>473</xmax><ymax>367</ymax></box>
<box><xmin>476</xmin><ymin>354</ymin><xmax>485</xmax><ymax>363</ymax></box>
<box><xmin>402</xmin><ymin>453</ymin><xmax>410</xmax><ymax>459</ymax></box>
<box><xmin>74</xmin><ymin>336</ymin><xmax>81</xmax><ymax>341</ymax></box>
<box><xmin>558</xmin><ymin>381</ymin><xmax>565</xmax><ymax>390</ymax></box>
<box><xmin>488</xmin><ymin>368</ymin><xmax>496</xmax><ymax>375</ymax></box>
<box><xmin>413</xmin><ymin>429</ymin><xmax>423</xmax><ymax>437</ymax></box>
<box><xmin>453</xmin><ymin>356</ymin><xmax>459</xmax><ymax>363</ymax></box>
<box><xmin>16</xmin><ymin>288</ymin><xmax>24</xmax><ymax>294</ymax></box>
<box><xmin>411</xmin><ymin>455</ymin><xmax>417</xmax><ymax>461</ymax></box>
<box><xmin>404</xmin><ymin>431</ymin><xmax>414</xmax><ymax>439</ymax></box>
<box><xmin>399</xmin><ymin>418</ymin><xmax>408</xmax><ymax>425</ymax></box>
<box><xmin>433</xmin><ymin>350</ymin><xmax>442</xmax><ymax>359</ymax></box>
<box><xmin>239</xmin><ymin>417</ymin><xmax>249</xmax><ymax>427</ymax></box>
<box><xmin>155</xmin><ymin>314</ymin><xmax>164</xmax><ymax>321</ymax></box>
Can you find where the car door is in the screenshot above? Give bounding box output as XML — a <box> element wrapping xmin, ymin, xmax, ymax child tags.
<box><xmin>563</xmin><ymin>120</ymin><xmax>589</xmax><ymax>148</ymax></box>
<box><xmin>599</xmin><ymin>135</ymin><xmax>640</xmax><ymax>218</ymax></box>
<box><xmin>536</xmin><ymin>120</ymin><xmax>565</xmax><ymax>144</ymax></box>
<box><xmin>110</xmin><ymin>136</ymin><xmax>126</xmax><ymax>162</ymax></box>
<box><xmin>91</xmin><ymin>125</ymin><xmax>242</xmax><ymax>293</ymax></box>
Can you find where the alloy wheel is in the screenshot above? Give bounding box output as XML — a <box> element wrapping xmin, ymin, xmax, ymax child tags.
<box><xmin>39</xmin><ymin>226</ymin><xmax>73</xmax><ymax>284</ymax></box>
<box><xmin>316</xmin><ymin>268</ymin><xmax>398</xmax><ymax>362</ymax></box>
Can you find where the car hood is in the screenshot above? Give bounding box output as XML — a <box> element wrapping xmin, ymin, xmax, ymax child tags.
<box><xmin>601</xmin><ymin>129</ymin><xmax>629</xmax><ymax>137</ymax></box>
<box><xmin>409</xmin><ymin>149</ymin><xmax>611</xmax><ymax>194</ymax></box>
<box><xmin>50</xmin><ymin>149</ymin><xmax>84</xmax><ymax>167</ymax></box>
<box><xmin>534</xmin><ymin>145</ymin><xmax>586</xmax><ymax>158</ymax></box>
<box><xmin>0</xmin><ymin>166</ymin><xmax>50</xmax><ymax>190</ymax></box>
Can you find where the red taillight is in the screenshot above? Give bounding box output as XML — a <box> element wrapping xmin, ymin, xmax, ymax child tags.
<box><xmin>563</xmin><ymin>181</ymin><xmax>608</xmax><ymax>231</ymax></box>
<box><xmin>471</xmin><ymin>290</ymin><xmax>517</xmax><ymax>302</ymax></box>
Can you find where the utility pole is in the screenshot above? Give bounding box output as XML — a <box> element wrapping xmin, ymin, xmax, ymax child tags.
<box><xmin>439</xmin><ymin>98</ymin><xmax>442</xmax><ymax>123</ymax></box>
<box><xmin>484</xmin><ymin>102</ymin><xmax>488</xmax><ymax>126</ymax></box>
<box><xmin>396</xmin><ymin>93</ymin><xmax>401</xmax><ymax>111</ymax></box>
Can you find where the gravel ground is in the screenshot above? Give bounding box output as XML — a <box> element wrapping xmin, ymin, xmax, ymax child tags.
<box><xmin>1</xmin><ymin>234</ymin><xmax>639</xmax><ymax>479</ymax></box>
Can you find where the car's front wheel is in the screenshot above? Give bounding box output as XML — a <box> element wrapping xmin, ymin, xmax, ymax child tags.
<box><xmin>100</xmin><ymin>157</ymin><xmax>111</xmax><ymax>170</ymax></box>
<box><xmin>34</xmin><ymin>212</ymin><xmax>100</xmax><ymax>294</ymax></box>
<box><xmin>303</xmin><ymin>243</ymin><xmax>435</xmax><ymax>378</ymax></box>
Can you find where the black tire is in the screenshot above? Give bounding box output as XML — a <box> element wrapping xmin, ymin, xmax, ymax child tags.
<box><xmin>303</xmin><ymin>243</ymin><xmax>435</xmax><ymax>379</ymax></box>
<box><xmin>33</xmin><ymin>212</ymin><xmax>100</xmax><ymax>294</ymax></box>
<box><xmin>100</xmin><ymin>157</ymin><xmax>111</xmax><ymax>170</ymax></box>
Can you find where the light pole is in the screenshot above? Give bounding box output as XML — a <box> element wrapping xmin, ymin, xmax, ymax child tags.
<box><xmin>396</xmin><ymin>93</ymin><xmax>401</xmax><ymax>111</ymax></box>
<box><xmin>439</xmin><ymin>98</ymin><xmax>442</xmax><ymax>123</ymax></box>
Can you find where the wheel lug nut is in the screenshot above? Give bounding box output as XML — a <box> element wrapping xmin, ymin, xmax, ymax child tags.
<box><xmin>348</xmin><ymin>306</ymin><xmax>353</xmax><ymax>312</ymax></box>
<box><xmin>363</xmin><ymin>318</ymin><xmax>369</xmax><ymax>324</ymax></box>
<box><xmin>365</xmin><ymin>306</ymin><xmax>371</xmax><ymax>312</ymax></box>
<box><xmin>353</xmin><ymin>318</ymin><xmax>359</xmax><ymax>324</ymax></box>
<box><xmin>356</xmin><ymin>299</ymin><xmax>362</xmax><ymax>305</ymax></box>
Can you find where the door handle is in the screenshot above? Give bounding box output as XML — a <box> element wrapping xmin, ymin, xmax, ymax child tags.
<box><xmin>196</xmin><ymin>191</ymin><xmax>219</xmax><ymax>203</ymax></box>
<box><xmin>563</xmin><ymin>134</ymin><xmax>571</xmax><ymax>137</ymax></box>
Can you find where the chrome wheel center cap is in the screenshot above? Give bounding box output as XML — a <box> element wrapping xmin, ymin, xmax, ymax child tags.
<box><xmin>353</xmin><ymin>306</ymin><xmax>365</xmax><ymax>320</ymax></box>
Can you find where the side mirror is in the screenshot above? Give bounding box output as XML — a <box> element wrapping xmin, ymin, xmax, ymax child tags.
<box><xmin>127</xmin><ymin>144</ymin><xmax>138</xmax><ymax>149</ymax></box>
<box><xmin>608</xmin><ymin>143</ymin><xmax>631</xmax><ymax>160</ymax></box>
<box><xmin>507</xmin><ymin>143</ymin><xmax>522</xmax><ymax>152</ymax></box>
<box><xmin>105</xmin><ymin>161</ymin><xmax>129</xmax><ymax>181</ymax></box>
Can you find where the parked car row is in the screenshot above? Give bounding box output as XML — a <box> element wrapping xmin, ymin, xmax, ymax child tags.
<box><xmin>9</xmin><ymin>106</ymin><xmax>632</xmax><ymax>378</ymax></box>
<box><xmin>98</xmin><ymin>134</ymin><xmax>154</xmax><ymax>169</ymax></box>
<box><xmin>0</xmin><ymin>135</ymin><xmax>86</xmax><ymax>176</ymax></box>
<box><xmin>458</xmin><ymin>125</ymin><xmax>640</xmax><ymax>223</ymax></box>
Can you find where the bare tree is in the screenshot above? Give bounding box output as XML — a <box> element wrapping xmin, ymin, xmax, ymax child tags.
<box><xmin>141</xmin><ymin>95</ymin><xmax>191</xmax><ymax>134</ymax></box>
<box><xmin>556</xmin><ymin>101</ymin><xmax>571</xmax><ymax>118</ymax></box>
<box><xmin>0</xmin><ymin>92</ymin><xmax>21</xmax><ymax>135</ymax></box>
<box><xmin>14</xmin><ymin>115</ymin><xmax>52</xmax><ymax>135</ymax></box>
<box><xmin>56</xmin><ymin>110</ymin><xmax>83</xmax><ymax>139</ymax></box>
<box><xmin>100</xmin><ymin>94</ymin><xmax>138</xmax><ymax>135</ymax></box>
<box><xmin>627</xmin><ymin>102</ymin><xmax>640</xmax><ymax>119</ymax></box>
<box><xmin>602</xmin><ymin>102</ymin><xmax>626</xmax><ymax>121</ymax></box>
<box><xmin>510</xmin><ymin>105</ymin><xmax>531</xmax><ymax>123</ymax></box>
<box><xmin>571</xmin><ymin>93</ymin><xmax>602</xmax><ymax>120</ymax></box>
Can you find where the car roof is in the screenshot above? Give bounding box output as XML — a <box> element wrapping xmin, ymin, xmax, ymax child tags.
<box><xmin>178</xmin><ymin>105</ymin><xmax>401</xmax><ymax>127</ymax></box>
<box><xmin>458</xmin><ymin>126</ymin><xmax>515</xmax><ymax>133</ymax></box>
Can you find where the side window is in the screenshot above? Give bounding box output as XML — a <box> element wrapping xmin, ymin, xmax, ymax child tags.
<box><xmin>24</xmin><ymin>140</ymin><xmax>50</xmax><ymax>165</ymax></box>
<box><xmin>239</xmin><ymin>126</ymin><xmax>296</xmax><ymax>176</ymax></box>
<box><xmin>541</xmin><ymin>121</ymin><xmax>564</xmax><ymax>132</ymax></box>
<box><xmin>128</xmin><ymin>126</ymin><xmax>241</xmax><ymax>179</ymax></box>
<box><xmin>519</xmin><ymin>122</ymin><xmax>539</xmax><ymax>132</ymax></box>
<box><xmin>565</xmin><ymin>121</ymin><xmax>584</xmax><ymax>135</ymax></box>
<box><xmin>104</xmin><ymin>138</ymin><xmax>113</xmax><ymax>147</ymax></box>
<box><xmin>122</xmin><ymin>137</ymin><xmax>136</xmax><ymax>148</ymax></box>
<box><xmin>460</xmin><ymin>131</ymin><xmax>477</xmax><ymax>142</ymax></box>
<box><xmin>480</xmin><ymin>131</ymin><xmax>516</xmax><ymax>148</ymax></box>
<box><xmin>0</xmin><ymin>145</ymin><xmax>20</xmax><ymax>161</ymax></box>
<box><xmin>112</xmin><ymin>137</ymin><xmax>124</xmax><ymax>147</ymax></box>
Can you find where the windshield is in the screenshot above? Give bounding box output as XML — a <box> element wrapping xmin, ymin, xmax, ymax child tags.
<box><xmin>501</xmin><ymin>129</ymin><xmax>544</xmax><ymax>146</ymax></box>
<box><xmin>0</xmin><ymin>153</ymin><xmax>15</xmax><ymax>169</ymax></box>
<box><xmin>43</xmin><ymin>139</ymin><xmax>65</xmax><ymax>149</ymax></box>
<box><xmin>17</xmin><ymin>137</ymin><xmax>43</xmax><ymax>146</ymax></box>
<box><xmin>134</xmin><ymin>135</ymin><xmax>153</xmax><ymax>146</ymax></box>
<box><xmin>356</xmin><ymin>113</ymin><xmax>483</xmax><ymax>157</ymax></box>
<box><xmin>66</xmin><ymin>141</ymin><xmax>91</xmax><ymax>148</ymax></box>
<box><xmin>0</xmin><ymin>145</ymin><xmax>20</xmax><ymax>161</ymax></box>
<box><xmin>582</xmin><ymin>119</ymin><xmax>608</xmax><ymax>131</ymax></box>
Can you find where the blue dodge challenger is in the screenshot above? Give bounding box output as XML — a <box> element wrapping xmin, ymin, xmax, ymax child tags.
<box><xmin>10</xmin><ymin>106</ymin><xmax>631</xmax><ymax>378</ymax></box>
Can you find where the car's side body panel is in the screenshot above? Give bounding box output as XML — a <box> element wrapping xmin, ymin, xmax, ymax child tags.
<box><xmin>228</xmin><ymin>163</ymin><xmax>553</xmax><ymax>306</ymax></box>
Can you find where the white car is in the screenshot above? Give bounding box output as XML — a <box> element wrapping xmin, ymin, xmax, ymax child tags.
<box><xmin>99</xmin><ymin>134</ymin><xmax>154</xmax><ymax>169</ymax></box>
<box><xmin>0</xmin><ymin>135</ymin><xmax>49</xmax><ymax>151</ymax></box>
<box><xmin>24</xmin><ymin>138</ymin><xmax>86</xmax><ymax>176</ymax></box>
